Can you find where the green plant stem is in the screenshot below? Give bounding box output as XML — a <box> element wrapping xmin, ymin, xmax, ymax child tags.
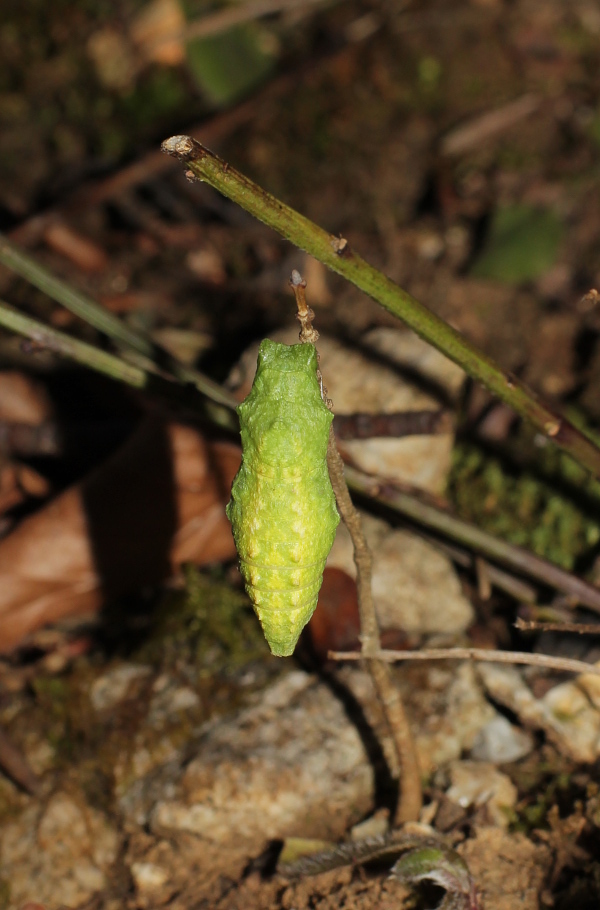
<box><xmin>0</xmin><ymin>301</ymin><xmax>147</xmax><ymax>387</ymax></box>
<box><xmin>162</xmin><ymin>135</ymin><xmax>600</xmax><ymax>480</ymax></box>
<box><xmin>344</xmin><ymin>464</ymin><xmax>600</xmax><ymax>614</ymax></box>
<box><xmin>0</xmin><ymin>235</ymin><xmax>152</xmax><ymax>356</ymax></box>
<box><xmin>0</xmin><ymin>299</ymin><xmax>234</xmax><ymax>425</ymax></box>
<box><xmin>0</xmin><ymin>233</ymin><xmax>237</xmax><ymax>415</ymax></box>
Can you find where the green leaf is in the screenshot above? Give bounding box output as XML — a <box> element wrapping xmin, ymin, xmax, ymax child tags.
<box><xmin>186</xmin><ymin>23</ymin><xmax>276</xmax><ymax>107</ymax></box>
<box><xmin>470</xmin><ymin>204</ymin><xmax>563</xmax><ymax>284</ymax></box>
<box><xmin>391</xmin><ymin>846</ymin><xmax>477</xmax><ymax>910</ymax></box>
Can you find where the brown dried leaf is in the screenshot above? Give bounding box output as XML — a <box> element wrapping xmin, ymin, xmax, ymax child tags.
<box><xmin>0</xmin><ymin>462</ymin><xmax>50</xmax><ymax>517</ymax></box>
<box><xmin>43</xmin><ymin>221</ymin><xmax>109</xmax><ymax>273</ymax></box>
<box><xmin>131</xmin><ymin>0</ymin><xmax>186</xmax><ymax>66</ymax></box>
<box><xmin>0</xmin><ymin>372</ymin><xmax>53</xmax><ymax>424</ymax></box>
<box><xmin>0</xmin><ymin>419</ymin><xmax>239</xmax><ymax>653</ymax></box>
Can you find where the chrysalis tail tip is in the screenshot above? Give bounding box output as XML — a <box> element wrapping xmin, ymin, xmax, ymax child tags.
<box><xmin>269</xmin><ymin>642</ymin><xmax>297</xmax><ymax>658</ymax></box>
<box><xmin>260</xmin><ymin>620</ymin><xmax>305</xmax><ymax>657</ymax></box>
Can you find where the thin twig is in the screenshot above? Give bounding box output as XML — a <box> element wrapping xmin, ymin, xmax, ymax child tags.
<box><xmin>0</xmin><ymin>235</ymin><xmax>150</xmax><ymax>357</ymax></box>
<box><xmin>515</xmin><ymin>618</ymin><xmax>600</xmax><ymax>635</ymax></box>
<box><xmin>291</xmin><ymin>271</ymin><xmax>422</xmax><ymax>823</ymax></box>
<box><xmin>326</xmin><ymin>435</ymin><xmax>422</xmax><ymax>819</ymax></box>
<box><xmin>333</xmin><ymin>409</ymin><xmax>451</xmax><ymax>440</ymax></box>
<box><xmin>441</xmin><ymin>94</ymin><xmax>540</xmax><ymax>156</ymax></box>
<box><xmin>329</xmin><ymin>647</ymin><xmax>600</xmax><ymax>678</ymax></box>
<box><xmin>162</xmin><ymin>135</ymin><xmax>600</xmax><ymax>480</ymax></box>
<box><xmin>326</xmin><ymin>432</ymin><xmax>379</xmax><ymax>652</ymax></box>
<box><xmin>290</xmin><ymin>268</ymin><xmax>319</xmax><ymax>345</ymax></box>
<box><xmin>343</xmin><ymin>464</ymin><xmax>600</xmax><ymax>614</ymax></box>
<box><xmin>327</xmin><ymin>427</ymin><xmax>422</xmax><ymax>823</ymax></box>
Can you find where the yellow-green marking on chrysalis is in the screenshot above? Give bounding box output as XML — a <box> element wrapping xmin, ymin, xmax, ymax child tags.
<box><xmin>226</xmin><ymin>339</ymin><xmax>340</xmax><ymax>656</ymax></box>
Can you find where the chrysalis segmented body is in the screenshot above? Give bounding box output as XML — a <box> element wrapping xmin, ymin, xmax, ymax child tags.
<box><xmin>226</xmin><ymin>339</ymin><xmax>340</xmax><ymax>656</ymax></box>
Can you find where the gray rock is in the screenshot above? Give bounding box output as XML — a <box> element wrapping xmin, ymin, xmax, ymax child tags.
<box><xmin>470</xmin><ymin>714</ymin><xmax>534</xmax><ymax>764</ymax></box>
<box><xmin>146</xmin><ymin>671</ymin><xmax>374</xmax><ymax>845</ymax></box>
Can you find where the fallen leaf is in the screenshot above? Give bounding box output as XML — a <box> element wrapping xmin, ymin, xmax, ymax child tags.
<box><xmin>306</xmin><ymin>567</ymin><xmax>413</xmax><ymax>662</ymax></box>
<box><xmin>87</xmin><ymin>27</ymin><xmax>138</xmax><ymax>92</ymax></box>
<box><xmin>131</xmin><ymin>0</ymin><xmax>186</xmax><ymax>66</ymax></box>
<box><xmin>43</xmin><ymin>221</ymin><xmax>109</xmax><ymax>273</ymax></box>
<box><xmin>0</xmin><ymin>463</ymin><xmax>50</xmax><ymax>516</ymax></box>
<box><xmin>0</xmin><ymin>371</ymin><xmax>53</xmax><ymax>425</ymax></box>
<box><xmin>0</xmin><ymin>372</ymin><xmax>53</xmax><ymax>517</ymax></box>
<box><xmin>0</xmin><ymin>418</ymin><xmax>238</xmax><ymax>653</ymax></box>
<box><xmin>305</xmin><ymin>567</ymin><xmax>361</xmax><ymax>661</ymax></box>
<box><xmin>470</xmin><ymin>205</ymin><xmax>563</xmax><ymax>284</ymax></box>
<box><xmin>186</xmin><ymin>24</ymin><xmax>276</xmax><ymax>107</ymax></box>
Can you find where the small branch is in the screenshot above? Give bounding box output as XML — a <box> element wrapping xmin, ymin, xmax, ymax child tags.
<box><xmin>333</xmin><ymin>409</ymin><xmax>451</xmax><ymax>440</ymax></box>
<box><xmin>329</xmin><ymin>647</ymin><xmax>600</xmax><ymax>678</ymax></box>
<box><xmin>326</xmin><ymin>431</ymin><xmax>379</xmax><ymax>653</ymax></box>
<box><xmin>290</xmin><ymin>268</ymin><xmax>319</xmax><ymax>345</ymax></box>
<box><xmin>343</xmin><ymin>463</ymin><xmax>600</xmax><ymax>614</ymax></box>
<box><xmin>326</xmin><ymin>428</ymin><xmax>422</xmax><ymax>823</ymax></box>
<box><xmin>162</xmin><ymin>135</ymin><xmax>600</xmax><ymax>480</ymax></box>
<box><xmin>515</xmin><ymin>618</ymin><xmax>600</xmax><ymax>635</ymax></box>
<box><xmin>291</xmin><ymin>271</ymin><xmax>421</xmax><ymax>823</ymax></box>
<box><xmin>441</xmin><ymin>93</ymin><xmax>540</xmax><ymax>156</ymax></box>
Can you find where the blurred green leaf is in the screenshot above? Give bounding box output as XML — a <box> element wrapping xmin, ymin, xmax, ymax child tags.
<box><xmin>588</xmin><ymin>112</ymin><xmax>600</xmax><ymax>149</ymax></box>
<box><xmin>391</xmin><ymin>846</ymin><xmax>477</xmax><ymax>910</ymax></box>
<box><xmin>186</xmin><ymin>23</ymin><xmax>276</xmax><ymax>107</ymax></box>
<box><xmin>470</xmin><ymin>204</ymin><xmax>563</xmax><ymax>284</ymax></box>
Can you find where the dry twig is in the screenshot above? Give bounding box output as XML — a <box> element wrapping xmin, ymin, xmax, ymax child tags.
<box><xmin>333</xmin><ymin>409</ymin><xmax>451</xmax><ymax>440</ymax></box>
<box><xmin>344</xmin><ymin>464</ymin><xmax>600</xmax><ymax>613</ymax></box>
<box><xmin>290</xmin><ymin>273</ymin><xmax>422</xmax><ymax>824</ymax></box>
<box><xmin>515</xmin><ymin>617</ymin><xmax>600</xmax><ymax>636</ymax></box>
<box><xmin>441</xmin><ymin>94</ymin><xmax>540</xmax><ymax>156</ymax></box>
<box><xmin>329</xmin><ymin>647</ymin><xmax>600</xmax><ymax>678</ymax></box>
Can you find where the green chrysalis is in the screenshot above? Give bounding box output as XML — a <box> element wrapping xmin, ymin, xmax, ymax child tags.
<box><xmin>226</xmin><ymin>339</ymin><xmax>339</xmax><ymax>656</ymax></box>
